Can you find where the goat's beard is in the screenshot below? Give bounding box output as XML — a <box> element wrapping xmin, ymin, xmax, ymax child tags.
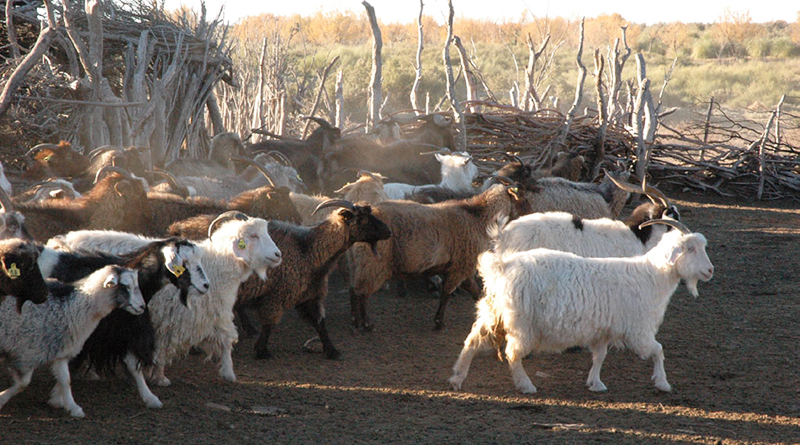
<box><xmin>684</xmin><ymin>278</ymin><xmax>700</xmax><ymax>298</ymax></box>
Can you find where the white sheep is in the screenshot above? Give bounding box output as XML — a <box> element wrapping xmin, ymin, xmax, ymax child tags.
<box><xmin>384</xmin><ymin>151</ymin><xmax>478</xmax><ymax>200</ymax></box>
<box><xmin>47</xmin><ymin>212</ymin><xmax>282</xmax><ymax>386</ymax></box>
<box><xmin>0</xmin><ymin>265</ymin><xmax>145</xmax><ymax>417</ymax></box>
<box><xmin>449</xmin><ymin>219</ymin><xmax>714</xmax><ymax>394</ymax></box>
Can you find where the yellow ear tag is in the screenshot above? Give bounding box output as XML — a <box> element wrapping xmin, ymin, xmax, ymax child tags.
<box><xmin>171</xmin><ymin>264</ymin><xmax>185</xmax><ymax>278</ymax></box>
<box><xmin>238</xmin><ymin>239</ymin><xmax>247</xmax><ymax>250</ymax></box>
<box><xmin>6</xmin><ymin>263</ymin><xmax>20</xmax><ymax>279</ymax></box>
<box><xmin>43</xmin><ymin>154</ymin><xmax>53</xmax><ymax>162</ymax></box>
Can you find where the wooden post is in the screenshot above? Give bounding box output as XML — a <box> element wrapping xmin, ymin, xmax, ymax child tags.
<box><xmin>632</xmin><ymin>54</ymin><xmax>653</xmax><ymax>181</ymax></box>
<box><xmin>442</xmin><ymin>0</ymin><xmax>466</xmax><ymax>151</ymax></box>
<box><xmin>775</xmin><ymin>94</ymin><xmax>786</xmax><ymax>146</ymax></box>
<box><xmin>453</xmin><ymin>36</ymin><xmax>479</xmax><ymax>113</ymax></box>
<box><xmin>410</xmin><ymin>0</ymin><xmax>424</xmax><ymax>114</ymax></box>
<box><xmin>302</xmin><ymin>56</ymin><xmax>339</xmax><ymax>138</ymax></box>
<box><xmin>5</xmin><ymin>0</ymin><xmax>21</xmax><ymax>59</ymax></box>
<box><xmin>251</xmin><ymin>37</ymin><xmax>267</xmax><ymax>141</ymax></box>
<box><xmin>757</xmin><ymin>110</ymin><xmax>778</xmax><ymax>200</ymax></box>
<box><xmin>556</xmin><ymin>18</ymin><xmax>586</xmax><ymax>155</ymax></box>
<box><xmin>523</xmin><ymin>33</ymin><xmax>549</xmax><ymax>112</ymax></box>
<box><xmin>0</xmin><ymin>1</ymin><xmax>58</xmax><ymax>118</ymax></box>
<box><xmin>362</xmin><ymin>1</ymin><xmax>382</xmax><ymax>132</ymax></box>
<box><xmin>593</xmin><ymin>49</ymin><xmax>608</xmax><ymax>178</ymax></box>
<box><xmin>335</xmin><ymin>69</ymin><xmax>344</xmax><ymax>128</ymax></box>
<box><xmin>606</xmin><ymin>26</ymin><xmax>630</xmax><ymax>124</ymax></box>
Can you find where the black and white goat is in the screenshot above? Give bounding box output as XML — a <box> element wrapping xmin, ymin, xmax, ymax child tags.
<box><xmin>43</xmin><ymin>238</ymin><xmax>210</xmax><ymax>408</ymax></box>
<box><xmin>0</xmin><ymin>265</ymin><xmax>145</xmax><ymax>417</ymax></box>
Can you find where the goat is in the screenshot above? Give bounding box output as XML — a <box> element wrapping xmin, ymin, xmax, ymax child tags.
<box><xmin>384</xmin><ymin>151</ymin><xmax>478</xmax><ymax>201</ymax></box>
<box><xmin>13</xmin><ymin>178</ymin><xmax>83</xmax><ymax>204</ymax></box>
<box><xmin>50</xmin><ymin>212</ymin><xmax>282</xmax><ymax>386</ymax></box>
<box><xmin>0</xmin><ymin>238</ymin><xmax>50</xmax><ymax>311</ymax></box>
<box><xmin>0</xmin><ymin>167</ymin><xmax>152</xmax><ymax>241</ymax></box>
<box><xmin>449</xmin><ymin>219</ymin><xmax>714</xmax><ymax>394</ymax></box>
<box><xmin>165</xmin><ymin>132</ymin><xmax>248</xmax><ymax>177</ymax></box>
<box><xmin>494</xmin><ymin>178</ymin><xmax>680</xmax><ymax>257</ymax></box>
<box><xmin>320</xmin><ymin>114</ymin><xmax>454</xmax><ymax>195</ymax></box>
<box><xmin>0</xmin><ymin>265</ymin><xmax>145</xmax><ymax>417</ymax></box>
<box><xmin>348</xmin><ymin>182</ymin><xmax>531</xmax><ymax>332</ymax></box>
<box><xmin>250</xmin><ymin>116</ymin><xmax>341</xmax><ymax>192</ymax></box>
<box><xmin>59</xmin><ymin>239</ymin><xmax>209</xmax><ymax>408</ymax></box>
<box><xmin>170</xmin><ymin>199</ymin><xmax>392</xmax><ymax>360</ymax></box>
<box><xmin>23</xmin><ymin>141</ymin><xmax>91</xmax><ymax>180</ymax></box>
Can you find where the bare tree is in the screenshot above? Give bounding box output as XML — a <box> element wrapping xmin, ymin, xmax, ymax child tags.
<box><xmin>442</xmin><ymin>0</ymin><xmax>466</xmax><ymax>151</ymax></box>
<box><xmin>410</xmin><ymin>0</ymin><xmax>424</xmax><ymax>114</ymax></box>
<box><xmin>363</xmin><ymin>1</ymin><xmax>383</xmax><ymax>132</ymax></box>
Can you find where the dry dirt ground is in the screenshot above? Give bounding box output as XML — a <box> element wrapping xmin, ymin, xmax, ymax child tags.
<box><xmin>1</xmin><ymin>189</ymin><xmax>799</xmax><ymax>444</ymax></box>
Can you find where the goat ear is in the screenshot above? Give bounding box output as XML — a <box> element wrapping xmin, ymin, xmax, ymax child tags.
<box><xmin>114</xmin><ymin>180</ymin><xmax>132</xmax><ymax>197</ymax></box>
<box><xmin>338</xmin><ymin>208</ymin><xmax>355</xmax><ymax>222</ymax></box>
<box><xmin>104</xmin><ymin>273</ymin><xmax>119</xmax><ymax>288</ymax></box>
<box><xmin>667</xmin><ymin>246</ymin><xmax>683</xmax><ymax>266</ymax></box>
<box><xmin>162</xmin><ymin>246</ymin><xmax>185</xmax><ymax>277</ymax></box>
<box><xmin>231</xmin><ymin>238</ymin><xmax>252</xmax><ymax>263</ymax></box>
<box><xmin>434</xmin><ymin>153</ymin><xmax>444</xmax><ymax>162</ymax></box>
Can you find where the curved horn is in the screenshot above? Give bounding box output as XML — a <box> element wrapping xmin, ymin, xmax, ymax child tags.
<box><xmin>266</xmin><ymin>150</ymin><xmax>293</xmax><ymax>167</ymax></box>
<box><xmin>88</xmin><ymin>146</ymin><xmax>121</xmax><ymax>162</ymax></box>
<box><xmin>641</xmin><ymin>176</ymin><xmax>671</xmax><ymax>209</ymax></box>
<box><xmin>312</xmin><ymin>199</ymin><xmax>356</xmax><ymax>215</ymax></box>
<box><xmin>24</xmin><ymin>143</ymin><xmax>60</xmax><ymax>158</ymax></box>
<box><xmin>94</xmin><ymin>166</ymin><xmax>134</xmax><ymax>184</ymax></box>
<box><xmin>208</xmin><ymin>211</ymin><xmax>249</xmax><ymax>238</ymax></box>
<box><xmin>149</xmin><ymin>168</ymin><xmax>188</xmax><ymax>193</ymax></box>
<box><xmin>0</xmin><ymin>186</ymin><xmax>14</xmax><ymax>212</ymax></box>
<box><xmin>358</xmin><ymin>170</ymin><xmax>386</xmax><ymax>182</ymax></box>
<box><xmin>229</xmin><ymin>155</ymin><xmax>276</xmax><ymax>188</ymax></box>
<box><xmin>491</xmin><ymin>175</ymin><xmax>517</xmax><ymax>186</ymax></box>
<box><xmin>301</xmin><ymin>115</ymin><xmax>334</xmax><ymax>130</ymax></box>
<box><xmin>639</xmin><ymin>218</ymin><xmax>692</xmax><ymax>235</ymax></box>
<box><xmin>420</xmin><ymin>147</ymin><xmax>453</xmax><ymax>156</ymax></box>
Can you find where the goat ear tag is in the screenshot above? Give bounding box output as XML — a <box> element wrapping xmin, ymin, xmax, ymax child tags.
<box><xmin>5</xmin><ymin>263</ymin><xmax>20</xmax><ymax>279</ymax></box>
<box><xmin>43</xmin><ymin>154</ymin><xmax>53</xmax><ymax>162</ymax></box>
<box><xmin>238</xmin><ymin>239</ymin><xmax>247</xmax><ymax>250</ymax></box>
<box><xmin>170</xmin><ymin>264</ymin><xmax>185</xmax><ymax>278</ymax></box>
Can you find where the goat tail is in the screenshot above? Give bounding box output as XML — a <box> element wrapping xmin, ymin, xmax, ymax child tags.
<box><xmin>474</xmin><ymin>293</ymin><xmax>507</xmax><ymax>361</ymax></box>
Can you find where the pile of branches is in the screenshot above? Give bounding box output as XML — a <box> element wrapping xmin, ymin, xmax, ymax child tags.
<box><xmin>459</xmin><ymin>103</ymin><xmax>634</xmax><ymax>180</ymax></box>
<box><xmin>651</xmin><ymin>98</ymin><xmax>800</xmax><ymax>200</ymax></box>
<box><xmin>0</xmin><ymin>0</ymin><xmax>234</xmax><ymax>166</ymax></box>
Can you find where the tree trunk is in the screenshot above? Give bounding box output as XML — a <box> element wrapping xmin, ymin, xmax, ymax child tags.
<box><xmin>410</xmin><ymin>0</ymin><xmax>424</xmax><ymax>114</ymax></box>
<box><xmin>442</xmin><ymin>0</ymin><xmax>466</xmax><ymax>151</ymax></box>
<box><xmin>555</xmin><ymin>18</ymin><xmax>586</xmax><ymax>156</ymax></box>
<box><xmin>0</xmin><ymin>20</ymin><xmax>57</xmax><ymax>118</ymax></box>
<box><xmin>593</xmin><ymin>49</ymin><xmax>608</xmax><ymax>177</ymax></box>
<box><xmin>453</xmin><ymin>36</ymin><xmax>479</xmax><ymax>113</ymax></box>
<box><xmin>302</xmin><ymin>56</ymin><xmax>339</xmax><ymax>138</ymax></box>
<box><xmin>362</xmin><ymin>1</ymin><xmax>382</xmax><ymax>132</ymax></box>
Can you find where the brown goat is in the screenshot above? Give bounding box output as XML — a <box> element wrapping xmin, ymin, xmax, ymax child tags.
<box><xmin>348</xmin><ymin>183</ymin><xmax>531</xmax><ymax>332</ymax></box>
<box><xmin>3</xmin><ymin>169</ymin><xmax>152</xmax><ymax>241</ymax></box>
<box><xmin>23</xmin><ymin>141</ymin><xmax>91</xmax><ymax>180</ymax></box>
<box><xmin>169</xmin><ymin>199</ymin><xmax>392</xmax><ymax>360</ymax></box>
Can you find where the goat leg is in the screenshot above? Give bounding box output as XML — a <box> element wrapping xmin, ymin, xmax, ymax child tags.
<box><xmin>253</xmin><ymin>324</ymin><xmax>274</xmax><ymax>360</ymax></box>
<box><xmin>234</xmin><ymin>305</ymin><xmax>260</xmax><ymax>339</ymax></box>
<box><xmin>295</xmin><ymin>300</ymin><xmax>341</xmax><ymax>360</ymax></box>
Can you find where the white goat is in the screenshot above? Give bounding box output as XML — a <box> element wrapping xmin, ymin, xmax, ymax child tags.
<box><xmin>449</xmin><ymin>220</ymin><xmax>713</xmax><ymax>394</ymax></box>
<box><xmin>384</xmin><ymin>151</ymin><xmax>478</xmax><ymax>200</ymax></box>
<box><xmin>494</xmin><ymin>201</ymin><xmax>679</xmax><ymax>258</ymax></box>
<box><xmin>46</xmin><ymin>212</ymin><xmax>282</xmax><ymax>386</ymax></box>
<box><xmin>0</xmin><ymin>265</ymin><xmax>144</xmax><ymax>417</ymax></box>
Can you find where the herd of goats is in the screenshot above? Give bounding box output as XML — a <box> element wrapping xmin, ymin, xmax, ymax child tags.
<box><xmin>0</xmin><ymin>114</ymin><xmax>714</xmax><ymax>418</ymax></box>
